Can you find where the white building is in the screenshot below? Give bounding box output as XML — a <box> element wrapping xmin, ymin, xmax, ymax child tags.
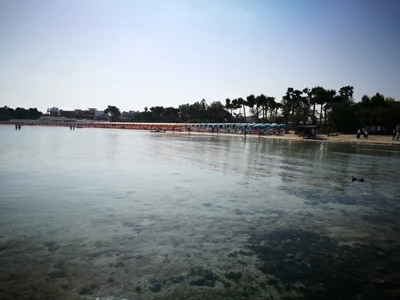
<box><xmin>95</xmin><ymin>110</ymin><xmax>109</xmax><ymax>120</ymax></box>
<box><xmin>47</xmin><ymin>107</ymin><xmax>60</xmax><ymax>116</ymax></box>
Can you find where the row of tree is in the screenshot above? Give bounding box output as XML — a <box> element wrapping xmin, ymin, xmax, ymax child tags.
<box><xmin>122</xmin><ymin>85</ymin><xmax>398</xmax><ymax>133</ymax></box>
<box><xmin>2</xmin><ymin>85</ymin><xmax>398</xmax><ymax>133</ymax></box>
<box><xmin>127</xmin><ymin>100</ymin><xmax>232</xmax><ymax>123</ymax></box>
<box><xmin>0</xmin><ymin>106</ymin><xmax>42</xmax><ymax>121</ymax></box>
<box><xmin>223</xmin><ymin>86</ymin><xmax>398</xmax><ymax>133</ymax></box>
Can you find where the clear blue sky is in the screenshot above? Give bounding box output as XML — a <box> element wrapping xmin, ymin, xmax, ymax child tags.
<box><xmin>0</xmin><ymin>0</ymin><xmax>399</xmax><ymax>113</ymax></box>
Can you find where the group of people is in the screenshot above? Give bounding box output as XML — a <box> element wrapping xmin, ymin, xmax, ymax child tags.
<box><xmin>356</xmin><ymin>129</ymin><xmax>369</xmax><ymax>139</ymax></box>
<box><xmin>393</xmin><ymin>129</ymin><xmax>400</xmax><ymax>141</ymax></box>
<box><xmin>15</xmin><ymin>124</ymin><xmax>21</xmax><ymax>130</ymax></box>
<box><xmin>69</xmin><ymin>125</ymin><xmax>76</xmax><ymax>130</ymax></box>
<box><xmin>356</xmin><ymin>127</ymin><xmax>400</xmax><ymax>141</ymax></box>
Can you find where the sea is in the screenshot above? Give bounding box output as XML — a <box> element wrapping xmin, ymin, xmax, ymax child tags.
<box><xmin>0</xmin><ymin>125</ymin><xmax>400</xmax><ymax>300</ymax></box>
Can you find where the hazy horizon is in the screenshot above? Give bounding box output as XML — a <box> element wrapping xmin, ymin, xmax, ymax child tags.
<box><xmin>1</xmin><ymin>0</ymin><xmax>399</xmax><ymax>113</ymax></box>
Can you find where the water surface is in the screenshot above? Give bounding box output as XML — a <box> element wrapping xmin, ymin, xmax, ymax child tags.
<box><xmin>1</xmin><ymin>125</ymin><xmax>400</xmax><ymax>299</ymax></box>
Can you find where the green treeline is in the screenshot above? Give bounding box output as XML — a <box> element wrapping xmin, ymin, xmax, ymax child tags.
<box><xmin>2</xmin><ymin>85</ymin><xmax>399</xmax><ymax>133</ymax></box>
<box><xmin>133</xmin><ymin>86</ymin><xmax>399</xmax><ymax>133</ymax></box>
<box><xmin>0</xmin><ymin>107</ymin><xmax>42</xmax><ymax>120</ymax></box>
<box><xmin>134</xmin><ymin>100</ymin><xmax>231</xmax><ymax>124</ymax></box>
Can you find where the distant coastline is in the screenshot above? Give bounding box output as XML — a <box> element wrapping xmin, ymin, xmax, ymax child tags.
<box><xmin>167</xmin><ymin>130</ymin><xmax>400</xmax><ymax>146</ymax></box>
<box><xmin>1</xmin><ymin>121</ymin><xmax>399</xmax><ymax>147</ymax></box>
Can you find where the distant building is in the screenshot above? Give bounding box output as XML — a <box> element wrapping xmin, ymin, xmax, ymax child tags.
<box><xmin>74</xmin><ymin>108</ymin><xmax>97</xmax><ymax>119</ymax></box>
<box><xmin>120</xmin><ymin>111</ymin><xmax>135</xmax><ymax>121</ymax></box>
<box><xmin>47</xmin><ymin>107</ymin><xmax>60</xmax><ymax>116</ymax></box>
<box><xmin>59</xmin><ymin>110</ymin><xmax>75</xmax><ymax>118</ymax></box>
<box><xmin>95</xmin><ymin>110</ymin><xmax>109</xmax><ymax>121</ymax></box>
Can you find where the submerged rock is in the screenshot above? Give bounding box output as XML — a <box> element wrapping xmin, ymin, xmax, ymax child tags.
<box><xmin>224</xmin><ymin>271</ymin><xmax>242</xmax><ymax>281</ymax></box>
<box><xmin>189</xmin><ymin>267</ymin><xmax>217</xmax><ymax>287</ymax></box>
<box><xmin>248</xmin><ymin>229</ymin><xmax>400</xmax><ymax>299</ymax></box>
<box><xmin>148</xmin><ymin>278</ymin><xmax>162</xmax><ymax>292</ymax></box>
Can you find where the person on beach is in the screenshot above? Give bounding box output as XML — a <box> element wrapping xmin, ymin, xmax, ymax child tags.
<box><xmin>357</xmin><ymin>129</ymin><xmax>361</xmax><ymax>139</ymax></box>
<box><xmin>396</xmin><ymin>131</ymin><xmax>400</xmax><ymax>141</ymax></box>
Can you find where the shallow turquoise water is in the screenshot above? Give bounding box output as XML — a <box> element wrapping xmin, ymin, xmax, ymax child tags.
<box><xmin>1</xmin><ymin>125</ymin><xmax>400</xmax><ymax>299</ymax></box>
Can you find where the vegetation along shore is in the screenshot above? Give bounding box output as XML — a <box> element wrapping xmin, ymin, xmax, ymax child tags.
<box><xmin>1</xmin><ymin>85</ymin><xmax>399</xmax><ymax>138</ymax></box>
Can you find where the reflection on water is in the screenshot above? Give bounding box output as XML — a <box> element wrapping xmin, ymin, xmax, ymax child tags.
<box><xmin>0</xmin><ymin>126</ymin><xmax>400</xmax><ymax>299</ymax></box>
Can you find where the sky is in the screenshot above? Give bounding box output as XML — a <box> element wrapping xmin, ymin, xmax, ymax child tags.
<box><xmin>0</xmin><ymin>0</ymin><xmax>399</xmax><ymax>113</ymax></box>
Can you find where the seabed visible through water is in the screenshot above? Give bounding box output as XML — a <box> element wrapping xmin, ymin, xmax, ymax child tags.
<box><xmin>0</xmin><ymin>126</ymin><xmax>400</xmax><ymax>299</ymax></box>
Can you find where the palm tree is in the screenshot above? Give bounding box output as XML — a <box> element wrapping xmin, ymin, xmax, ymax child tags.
<box><xmin>323</xmin><ymin>89</ymin><xmax>336</xmax><ymax>127</ymax></box>
<box><xmin>280</xmin><ymin>93</ymin><xmax>291</xmax><ymax>124</ymax></box>
<box><xmin>310</xmin><ymin>87</ymin><xmax>323</xmax><ymax>124</ymax></box>
<box><xmin>266</xmin><ymin>96</ymin><xmax>275</xmax><ymax>121</ymax></box>
<box><xmin>339</xmin><ymin>86</ymin><xmax>354</xmax><ymax>103</ymax></box>
<box><xmin>257</xmin><ymin>94</ymin><xmax>268</xmax><ymax>123</ymax></box>
<box><xmin>315</xmin><ymin>88</ymin><xmax>336</xmax><ymax>126</ymax></box>
<box><xmin>254</xmin><ymin>95</ymin><xmax>263</xmax><ymax>122</ymax></box>
<box><xmin>285</xmin><ymin>88</ymin><xmax>294</xmax><ymax>114</ymax></box>
<box><xmin>232</xmin><ymin>99</ymin><xmax>241</xmax><ymax>123</ymax></box>
<box><xmin>237</xmin><ymin>98</ymin><xmax>247</xmax><ymax>123</ymax></box>
<box><xmin>315</xmin><ymin>89</ymin><xmax>326</xmax><ymax>126</ymax></box>
<box><xmin>292</xmin><ymin>89</ymin><xmax>303</xmax><ymax>115</ymax></box>
<box><xmin>269</xmin><ymin>100</ymin><xmax>280</xmax><ymax>121</ymax></box>
<box><xmin>246</xmin><ymin>94</ymin><xmax>256</xmax><ymax>122</ymax></box>
<box><xmin>225</xmin><ymin>98</ymin><xmax>233</xmax><ymax>118</ymax></box>
<box><xmin>303</xmin><ymin>88</ymin><xmax>314</xmax><ymax>122</ymax></box>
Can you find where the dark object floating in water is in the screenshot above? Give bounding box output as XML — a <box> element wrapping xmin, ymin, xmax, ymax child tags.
<box><xmin>351</xmin><ymin>176</ymin><xmax>364</xmax><ymax>182</ymax></box>
<box><xmin>150</xmin><ymin>129</ymin><xmax>166</xmax><ymax>133</ymax></box>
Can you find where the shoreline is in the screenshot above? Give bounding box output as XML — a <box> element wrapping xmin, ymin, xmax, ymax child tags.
<box><xmin>167</xmin><ymin>130</ymin><xmax>400</xmax><ymax>147</ymax></box>
<box><xmin>2</xmin><ymin>123</ymin><xmax>399</xmax><ymax>147</ymax></box>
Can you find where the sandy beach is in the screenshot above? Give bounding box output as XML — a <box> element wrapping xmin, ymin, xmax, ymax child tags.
<box><xmin>168</xmin><ymin>130</ymin><xmax>400</xmax><ymax>146</ymax></box>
